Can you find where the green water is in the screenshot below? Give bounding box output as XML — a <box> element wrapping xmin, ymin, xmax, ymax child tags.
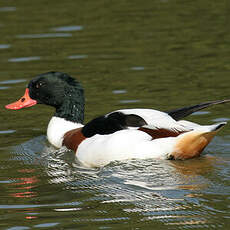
<box><xmin>0</xmin><ymin>0</ymin><xmax>229</xmax><ymax>229</ymax></box>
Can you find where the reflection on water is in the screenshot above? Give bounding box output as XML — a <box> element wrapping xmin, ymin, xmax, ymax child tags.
<box><xmin>0</xmin><ymin>0</ymin><xmax>230</xmax><ymax>229</ymax></box>
<box><xmin>10</xmin><ymin>171</ymin><xmax>38</xmax><ymax>198</ymax></box>
<box><xmin>2</xmin><ymin>135</ymin><xmax>226</xmax><ymax>229</ymax></box>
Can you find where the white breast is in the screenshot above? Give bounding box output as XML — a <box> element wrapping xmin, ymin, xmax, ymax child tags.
<box><xmin>47</xmin><ymin>116</ymin><xmax>83</xmax><ymax>148</ymax></box>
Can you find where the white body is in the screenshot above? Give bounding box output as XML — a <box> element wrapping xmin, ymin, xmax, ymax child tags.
<box><xmin>76</xmin><ymin>129</ymin><xmax>176</xmax><ymax>167</ymax></box>
<box><xmin>76</xmin><ymin>122</ymin><xmax>224</xmax><ymax>167</ymax></box>
<box><xmin>46</xmin><ymin>109</ymin><xmax>226</xmax><ymax>168</ymax></box>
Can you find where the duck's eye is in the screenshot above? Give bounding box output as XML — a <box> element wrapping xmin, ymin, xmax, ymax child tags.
<box><xmin>35</xmin><ymin>82</ymin><xmax>44</xmax><ymax>89</ymax></box>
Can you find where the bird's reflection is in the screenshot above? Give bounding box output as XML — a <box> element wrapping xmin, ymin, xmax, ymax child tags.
<box><xmin>10</xmin><ymin>134</ymin><xmax>226</xmax><ymax>228</ymax></box>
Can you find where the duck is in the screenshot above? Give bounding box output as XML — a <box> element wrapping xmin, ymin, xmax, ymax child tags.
<box><xmin>5</xmin><ymin>71</ymin><xmax>230</xmax><ymax>167</ymax></box>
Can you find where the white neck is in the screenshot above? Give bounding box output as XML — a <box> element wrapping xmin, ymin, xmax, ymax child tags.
<box><xmin>47</xmin><ymin>116</ymin><xmax>83</xmax><ymax>148</ymax></box>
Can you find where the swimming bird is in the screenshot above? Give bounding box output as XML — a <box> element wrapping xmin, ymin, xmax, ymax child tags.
<box><xmin>5</xmin><ymin>72</ymin><xmax>229</xmax><ymax>167</ymax></box>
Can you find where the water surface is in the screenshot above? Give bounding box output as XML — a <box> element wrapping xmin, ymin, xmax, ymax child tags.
<box><xmin>0</xmin><ymin>0</ymin><xmax>229</xmax><ymax>229</ymax></box>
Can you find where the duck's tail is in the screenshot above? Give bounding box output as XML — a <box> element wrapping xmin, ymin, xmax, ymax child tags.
<box><xmin>170</xmin><ymin>122</ymin><xmax>226</xmax><ymax>160</ymax></box>
<box><xmin>167</xmin><ymin>99</ymin><xmax>230</xmax><ymax>121</ymax></box>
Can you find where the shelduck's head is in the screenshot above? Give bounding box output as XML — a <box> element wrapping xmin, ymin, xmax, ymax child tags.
<box><xmin>5</xmin><ymin>71</ymin><xmax>85</xmax><ymax>123</ymax></box>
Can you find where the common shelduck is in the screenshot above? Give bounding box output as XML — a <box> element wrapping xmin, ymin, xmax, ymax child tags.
<box><xmin>5</xmin><ymin>72</ymin><xmax>230</xmax><ymax>167</ymax></box>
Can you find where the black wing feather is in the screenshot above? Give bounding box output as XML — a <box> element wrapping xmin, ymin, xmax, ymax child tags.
<box><xmin>82</xmin><ymin>112</ymin><xmax>147</xmax><ymax>137</ymax></box>
<box><xmin>167</xmin><ymin>99</ymin><xmax>230</xmax><ymax>121</ymax></box>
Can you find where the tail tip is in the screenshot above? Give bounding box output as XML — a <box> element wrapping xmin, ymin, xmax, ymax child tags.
<box><xmin>213</xmin><ymin>122</ymin><xmax>227</xmax><ymax>131</ymax></box>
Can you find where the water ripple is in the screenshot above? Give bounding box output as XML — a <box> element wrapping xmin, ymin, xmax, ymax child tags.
<box><xmin>6</xmin><ymin>227</ymin><xmax>30</xmax><ymax>230</ymax></box>
<box><xmin>119</xmin><ymin>99</ymin><xmax>141</xmax><ymax>104</ymax></box>
<box><xmin>0</xmin><ymin>86</ymin><xmax>10</xmax><ymax>90</ymax></box>
<box><xmin>0</xmin><ymin>201</ymin><xmax>80</xmax><ymax>209</ymax></box>
<box><xmin>0</xmin><ymin>79</ymin><xmax>26</xmax><ymax>84</ymax></box>
<box><xmin>192</xmin><ymin>111</ymin><xmax>210</xmax><ymax>115</ymax></box>
<box><xmin>52</xmin><ymin>25</ymin><xmax>83</xmax><ymax>32</ymax></box>
<box><xmin>16</xmin><ymin>33</ymin><xmax>72</xmax><ymax>39</ymax></box>
<box><xmin>6</xmin><ymin>137</ymin><xmax>229</xmax><ymax>229</ymax></box>
<box><xmin>0</xmin><ymin>7</ymin><xmax>16</xmax><ymax>12</ymax></box>
<box><xmin>0</xmin><ymin>44</ymin><xmax>11</xmax><ymax>49</ymax></box>
<box><xmin>212</xmin><ymin>117</ymin><xmax>230</xmax><ymax>122</ymax></box>
<box><xmin>0</xmin><ymin>130</ymin><xmax>16</xmax><ymax>134</ymax></box>
<box><xmin>34</xmin><ymin>223</ymin><xmax>59</xmax><ymax>228</ymax></box>
<box><xmin>112</xmin><ymin>90</ymin><xmax>127</xmax><ymax>94</ymax></box>
<box><xmin>8</xmin><ymin>57</ymin><xmax>41</xmax><ymax>62</ymax></box>
<box><xmin>130</xmin><ymin>66</ymin><xmax>145</xmax><ymax>71</ymax></box>
<box><xmin>67</xmin><ymin>54</ymin><xmax>88</xmax><ymax>59</ymax></box>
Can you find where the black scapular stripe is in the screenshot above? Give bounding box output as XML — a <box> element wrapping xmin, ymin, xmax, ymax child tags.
<box><xmin>82</xmin><ymin>112</ymin><xmax>147</xmax><ymax>137</ymax></box>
